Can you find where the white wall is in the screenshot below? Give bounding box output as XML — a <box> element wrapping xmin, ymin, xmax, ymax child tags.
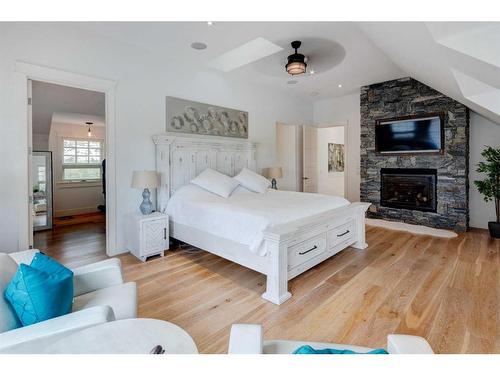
<box><xmin>33</xmin><ymin>133</ymin><xmax>50</xmax><ymax>151</ymax></box>
<box><xmin>0</xmin><ymin>23</ymin><xmax>312</xmax><ymax>253</ymax></box>
<box><xmin>317</xmin><ymin>127</ymin><xmax>345</xmax><ymax>197</ymax></box>
<box><xmin>48</xmin><ymin>122</ymin><xmax>105</xmax><ymax>217</ymax></box>
<box><xmin>469</xmin><ymin>111</ymin><xmax>500</xmax><ymax>229</ymax></box>
<box><xmin>313</xmin><ymin>92</ymin><xmax>360</xmax><ymax>202</ymax></box>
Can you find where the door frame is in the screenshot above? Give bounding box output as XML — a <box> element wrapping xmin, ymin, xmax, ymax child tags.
<box><xmin>14</xmin><ymin>62</ymin><xmax>118</xmax><ymax>256</ymax></box>
<box><xmin>303</xmin><ymin>123</ymin><xmax>349</xmax><ymax>198</ymax></box>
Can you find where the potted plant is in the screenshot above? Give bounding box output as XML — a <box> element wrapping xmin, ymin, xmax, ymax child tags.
<box><xmin>474</xmin><ymin>146</ymin><xmax>500</xmax><ymax>239</ymax></box>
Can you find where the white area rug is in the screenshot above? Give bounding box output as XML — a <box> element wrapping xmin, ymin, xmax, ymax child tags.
<box><xmin>366</xmin><ymin>218</ymin><xmax>458</xmax><ymax>238</ymax></box>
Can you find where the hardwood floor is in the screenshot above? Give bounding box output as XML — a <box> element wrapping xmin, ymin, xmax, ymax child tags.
<box><xmin>41</xmin><ymin>223</ymin><xmax>499</xmax><ymax>354</ymax></box>
<box><xmin>34</xmin><ymin>220</ymin><xmax>108</xmax><ymax>268</ymax></box>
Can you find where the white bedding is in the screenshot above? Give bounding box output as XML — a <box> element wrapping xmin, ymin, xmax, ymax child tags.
<box><xmin>166</xmin><ymin>184</ymin><xmax>350</xmax><ymax>256</ymax></box>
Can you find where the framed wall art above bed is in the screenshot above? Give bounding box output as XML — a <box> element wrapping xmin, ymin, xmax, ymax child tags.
<box><xmin>166</xmin><ymin>96</ymin><xmax>248</xmax><ymax>139</ymax></box>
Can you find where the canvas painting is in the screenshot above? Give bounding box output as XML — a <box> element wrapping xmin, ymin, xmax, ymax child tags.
<box><xmin>328</xmin><ymin>143</ymin><xmax>345</xmax><ymax>172</ymax></box>
<box><xmin>166</xmin><ymin>96</ymin><xmax>248</xmax><ymax>138</ymax></box>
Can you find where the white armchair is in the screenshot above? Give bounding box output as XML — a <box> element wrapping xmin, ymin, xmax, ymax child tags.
<box><xmin>228</xmin><ymin>324</ymin><xmax>434</xmax><ymax>354</ymax></box>
<box><xmin>0</xmin><ymin>250</ymin><xmax>137</xmax><ymax>353</ymax></box>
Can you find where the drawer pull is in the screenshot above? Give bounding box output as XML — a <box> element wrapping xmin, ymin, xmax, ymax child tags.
<box><xmin>164</xmin><ymin>228</ymin><xmax>167</xmax><ymax>240</ymax></box>
<box><xmin>299</xmin><ymin>245</ymin><xmax>317</xmax><ymax>255</ymax></box>
<box><xmin>337</xmin><ymin>230</ymin><xmax>350</xmax><ymax>237</ymax></box>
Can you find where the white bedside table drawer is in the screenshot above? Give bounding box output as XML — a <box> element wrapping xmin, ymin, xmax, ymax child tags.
<box><xmin>142</xmin><ymin>219</ymin><xmax>168</xmax><ymax>256</ymax></box>
<box><xmin>125</xmin><ymin>212</ymin><xmax>169</xmax><ymax>262</ymax></box>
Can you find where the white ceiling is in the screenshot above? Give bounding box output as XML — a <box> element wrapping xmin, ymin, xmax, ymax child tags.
<box><xmin>358</xmin><ymin>22</ymin><xmax>500</xmax><ymax>124</ymax></box>
<box><xmin>74</xmin><ymin>22</ymin><xmax>405</xmax><ymax>99</ymax></box>
<box><xmin>64</xmin><ymin>22</ymin><xmax>500</xmax><ymax>124</ymax></box>
<box><xmin>32</xmin><ymin>80</ymin><xmax>105</xmax><ymax>136</ymax></box>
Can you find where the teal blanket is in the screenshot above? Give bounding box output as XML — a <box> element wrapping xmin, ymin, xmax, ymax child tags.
<box><xmin>293</xmin><ymin>345</ymin><xmax>388</xmax><ymax>354</ymax></box>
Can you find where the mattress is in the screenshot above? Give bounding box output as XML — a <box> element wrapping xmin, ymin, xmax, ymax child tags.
<box><xmin>166</xmin><ymin>184</ymin><xmax>350</xmax><ymax>256</ymax></box>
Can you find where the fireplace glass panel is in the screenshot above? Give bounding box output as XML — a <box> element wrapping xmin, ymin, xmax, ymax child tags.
<box><xmin>380</xmin><ymin>168</ymin><xmax>437</xmax><ymax>212</ymax></box>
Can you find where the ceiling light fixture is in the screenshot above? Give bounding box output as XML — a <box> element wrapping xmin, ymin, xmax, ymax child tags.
<box><xmin>286</xmin><ymin>40</ymin><xmax>307</xmax><ymax>76</ymax></box>
<box><xmin>86</xmin><ymin>122</ymin><xmax>93</xmax><ymax>138</ymax></box>
<box><xmin>207</xmin><ymin>21</ymin><xmax>213</xmax><ymax>26</ymax></box>
<box><xmin>338</xmin><ymin>84</ymin><xmax>343</xmax><ymax>88</ymax></box>
<box><xmin>310</xmin><ymin>70</ymin><xmax>315</xmax><ymax>75</ymax></box>
<box><xmin>191</xmin><ymin>42</ymin><xmax>207</xmax><ymax>50</ymax></box>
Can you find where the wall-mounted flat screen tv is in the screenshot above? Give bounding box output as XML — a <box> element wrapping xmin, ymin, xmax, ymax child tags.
<box><xmin>375</xmin><ymin>114</ymin><xmax>444</xmax><ymax>154</ymax></box>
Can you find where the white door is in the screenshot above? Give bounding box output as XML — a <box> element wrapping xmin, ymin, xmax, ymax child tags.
<box><xmin>302</xmin><ymin>126</ymin><xmax>318</xmax><ymax>192</ymax></box>
<box><xmin>27</xmin><ymin>79</ymin><xmax>34</xmax><ymax>248</ymax></box>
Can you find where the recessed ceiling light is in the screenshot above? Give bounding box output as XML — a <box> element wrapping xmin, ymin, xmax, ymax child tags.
<box><xmin>310</xmin><ymin>70</ymin><xmax>315</xmax><ymax>75</ymax></box>
<box><xmin>287</xmin><ymin>80</ymin><xmax>298</xmax><ymax>85</ymax></box>
<box><xmin>207</xmin><ymin>21</ymin><xmax>213</xmax><ymax>26</ymax></box>
<box><xmin>338</xmin><ymin>84</ymin><xmax>342</xmax><ymax>88</ymax></box>
<box><xmin>191</xmin><ymin>42</ymin><xmax>207</xmax><ymax>50</ymax></box>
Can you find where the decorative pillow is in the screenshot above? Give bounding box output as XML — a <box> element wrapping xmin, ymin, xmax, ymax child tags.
<box><xmin>233</xmin><ymin>168</ymin><xmax>270</xmax><ymax>193</ymax></box>
<box><xmin>0</xmin><ymin>254</ymin><xmax>22</xmax><ymax>332</ymax></box>
<box><xmin>293</xmin><ymin>345</ymin><xmax>388</xmax><ymax>354</ymax></box>
<box><xmin>4</xmin><ymin>254</ymin><xmax>73</xmax><ymax>326</ymax></box>
<box><xmin>191</xmin><ymin>168</ymin><xmax>240</xmax><ymax>198</ymax></box>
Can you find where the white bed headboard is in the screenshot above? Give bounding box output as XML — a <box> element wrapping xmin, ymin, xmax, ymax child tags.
<box><xmin>153</xmin><ymin>132</ymin><xmax>257</xmax><ymax>212</ymax></box>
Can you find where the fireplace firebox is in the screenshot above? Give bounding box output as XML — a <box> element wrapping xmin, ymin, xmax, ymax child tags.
<box><xmin>380</xmin><ymin>168</ymin><xmax>437</xmax><ymax>212</ymax></box>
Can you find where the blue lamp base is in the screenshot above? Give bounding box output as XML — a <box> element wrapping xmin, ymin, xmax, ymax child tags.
<box><xmin>140</xmin><ymin>188</ymin><xmax>153</xmax><ymax>215</ymax></box>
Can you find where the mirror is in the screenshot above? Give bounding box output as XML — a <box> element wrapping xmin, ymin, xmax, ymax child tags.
<box><xmin>33</xmin><ymin>151</ymin><xmax>53</xmax><ymax>231</ymax></box>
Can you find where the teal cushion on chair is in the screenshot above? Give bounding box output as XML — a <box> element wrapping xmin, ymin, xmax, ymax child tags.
<box><xmin>293</xmin><ymin>345</ymin><xmax>388</xmax><ymax>354</ymax></box>
<box><xmin>4</xmin><ymin>253</ymin><xmax>73</xmax><ymax>326</ymax></box>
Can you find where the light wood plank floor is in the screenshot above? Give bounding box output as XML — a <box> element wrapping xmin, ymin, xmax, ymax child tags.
<box><xmin>43</xmin><ymin>223</ymin><xmax>499</xmax><ymax>354</ymax></box>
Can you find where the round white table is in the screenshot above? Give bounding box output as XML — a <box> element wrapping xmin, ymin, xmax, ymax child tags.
<box><xmin>44</xmin><ymin>318</ymin><xmax>198</xmax><ymax>354</ymax></box>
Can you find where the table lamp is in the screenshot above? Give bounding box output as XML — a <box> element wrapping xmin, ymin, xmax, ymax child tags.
<box><xmin>131</xmin><ymin>170</ymin><xmax>160</xmax><ymax>215</ymax></box>
<box><xmin>264</xmin><ymin>167</ymin><xmax>283</xmax><ymax>190</ymax></box>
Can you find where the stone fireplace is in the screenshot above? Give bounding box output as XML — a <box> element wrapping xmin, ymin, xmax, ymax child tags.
<box><xmin>360</xmin><ymin>77</ymin><xmax>470</xmax><ymax>232</ymax></box>
<box><xmin>380</xmin><ymin>168</ymin><xmax>437</xmax><ymax>213</ymax></box>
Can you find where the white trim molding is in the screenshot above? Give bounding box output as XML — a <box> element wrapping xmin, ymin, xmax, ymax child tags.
<box><xmin>14</xmin><ymin>62</ymin><xmax>118</xmax><ymax>255</ymax></box>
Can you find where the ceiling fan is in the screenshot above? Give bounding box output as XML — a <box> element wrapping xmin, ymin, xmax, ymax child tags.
<box><xmin>285</xmin><ymin>40</ymin><xmax>307</xmax><ymax>76</ymax></box>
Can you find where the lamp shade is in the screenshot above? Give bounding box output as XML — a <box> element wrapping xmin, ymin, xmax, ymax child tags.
<box><xmin>263</xmin><ymin>167</ymin><xmax>283</xmax><ymax>179</ymax></box>
<box><xmin>131</xmin><ymin>170</ymin><xmax>160</xmax><ymax>189</ymax></box>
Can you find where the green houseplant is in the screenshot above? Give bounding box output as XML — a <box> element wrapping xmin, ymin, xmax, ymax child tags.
<box><xmin>474</xmin><ymin>146</ymin><xmax>500</xmax><ymax>238</ymax></box>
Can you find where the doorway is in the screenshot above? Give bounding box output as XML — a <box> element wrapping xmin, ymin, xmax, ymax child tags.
<box><xmin>303</xmin><ymin>125</ymin><xmax>347</xmax><ymax>197</ymax></box>
<box><xmin>29</xmin><ymin>79</ymin><xmax>107</xmax><ymax>260</ymax></box>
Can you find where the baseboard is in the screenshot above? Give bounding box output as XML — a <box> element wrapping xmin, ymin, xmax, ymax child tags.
<box><xmin>54</xmin><ymin>206</ymin><xmax>100</xmax><ymax>218</ymax></box>
<box><xmin>366</xmin><ymin>218</ymin><xmax>457</xmax><ymax>238</ymax></box>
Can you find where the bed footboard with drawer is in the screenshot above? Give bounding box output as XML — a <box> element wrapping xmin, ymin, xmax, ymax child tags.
<box><xmin>261</xmin><ymin>202</ymin><xmax>370</xmax><ymax>305</ymax></box>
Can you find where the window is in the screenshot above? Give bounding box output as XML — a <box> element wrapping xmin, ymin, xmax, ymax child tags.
<box><xmin>62</xmin><ymin>139</ymin><xmax>103</xmax><ymax>181</ymax></box>
<box><xmin>37</xmin><ymin>166</ymin><xmax>46</xmax><ymax>192</ymax></box>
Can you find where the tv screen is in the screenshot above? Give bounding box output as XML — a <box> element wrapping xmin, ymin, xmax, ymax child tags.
<box><xmin>375</xmin><ymin>115</ymin><xmax>443</xmax><ymax>154</ymax></box>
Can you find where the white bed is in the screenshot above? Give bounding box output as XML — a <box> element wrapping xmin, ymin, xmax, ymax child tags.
<box><xmin>167</xmin><ymin>184</ymin><xmax>351</xmax><ymax>256</ymax></box>
<box><xmin>154</xmin><ymin>133</ymin><xmax>370</xmax><ymax>305</ymax></box>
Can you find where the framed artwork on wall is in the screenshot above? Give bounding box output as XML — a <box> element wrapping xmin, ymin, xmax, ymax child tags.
<box><xmin>166</xmin><ymin>96</ymin><xmax>248</xmax><ymax>139</ymax></box>
<box><xmin>328</xmin><ymin>143</ymin><xmax>345</xmax><ymax>172</ymax></box>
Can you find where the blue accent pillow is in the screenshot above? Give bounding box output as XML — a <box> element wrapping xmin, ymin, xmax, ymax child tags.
<box><xmin>293</xmin><ymin>345</ymin><xmax>388</xmax><ymax>354</ymax></box>
<box><xmin>4</xmin><ymin>254</ymin><xmax>73</xmax><ymax>326</ymax></box>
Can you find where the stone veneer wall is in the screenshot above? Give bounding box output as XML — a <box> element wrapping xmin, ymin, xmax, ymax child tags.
<box><xmin>360</xmin><ymin>77</ymin><xmax>469</xmax><ymax>232</ymax></box>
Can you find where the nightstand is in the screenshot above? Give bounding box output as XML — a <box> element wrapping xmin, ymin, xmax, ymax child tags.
<box><xmin>125</xmin><ymin>212</ymin><xmax>169</xmax><ymax>262</ymax></box>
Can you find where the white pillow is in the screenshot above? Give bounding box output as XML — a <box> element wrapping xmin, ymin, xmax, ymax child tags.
<box><xmin>190</xmin><ymin>168</ymin><xmax>239</xmax><ymax>198</ymax></box>
<box><xmin>234</xmin><ymin>168</ymin><xmax>270</xmax><ymax>193</ymax></box>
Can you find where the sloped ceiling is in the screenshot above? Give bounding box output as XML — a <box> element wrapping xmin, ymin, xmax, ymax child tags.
<box><xmin>358</xmin><ymin>22</ymin><xmax>500</xmax><ymax>125</ymax></box>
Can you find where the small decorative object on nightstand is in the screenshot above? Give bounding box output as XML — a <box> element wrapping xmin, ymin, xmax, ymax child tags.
<box><xmin>131</xmin><ymin>170</ymin><xmax>160</xmax><ymax>215</ymax></box>
<box><xmin>264</xmin><ymin>167</ymin><xmax>283</xmax><ymax>190</ymax></box>
<box><xmin>125</xmin><ymin>212</ymin><xmax>169</xmax><ymax>262</ymax></box>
